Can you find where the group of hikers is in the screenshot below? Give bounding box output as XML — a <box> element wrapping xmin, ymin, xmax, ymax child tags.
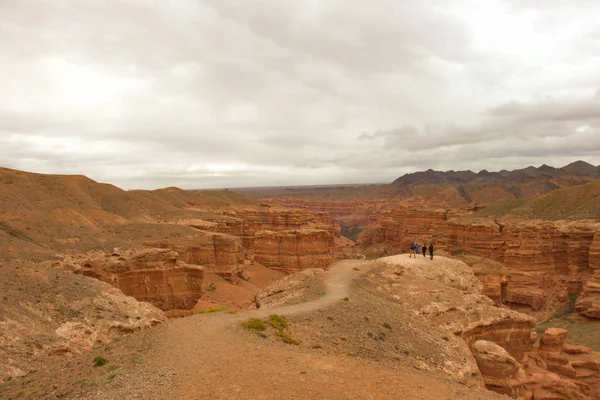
<box><xmin>410</xmin><ymin>242</ymin><xmax>434</xmax><ymax>260</ymax></box>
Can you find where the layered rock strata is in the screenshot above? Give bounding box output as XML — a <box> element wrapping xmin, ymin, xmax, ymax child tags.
<box><xmin>576</xmin><ymin>270</ymin><xmax>600</xmax><ymax>318</ymax></box>
<box><xmin>253</xmin><ymin>229</ymin><xmax>332</xmax><ymax>271</ymax></box>
<box><xmin>359</xmin><ymin>207</ymin><xmax>600</xmax><ymax>315</ymax></box>
<box><xmin>175</xmin><ymin>208</ymin><xmax>338</xmax><ymax>272</ymax></box>
<box><xmin>143</xmin><ymin>232</ymin><xmax>245</xmax><ymax>281</ymax></box>
<box><xmin>522</xmin><ymin>328</ymin><xmax>600</xmax><ymax>399</ymax></box>
<box><xmin>68</xmin><ymin>248</ymin><xmax>204</xmax><ymax>311</ymax></box>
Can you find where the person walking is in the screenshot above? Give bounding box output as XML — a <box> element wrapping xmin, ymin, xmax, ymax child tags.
<box><xmin>422</xmin><ymin>243</ymin><xmax>427</xmax><ymax>258</ymax></box>
<box><xmin>428</xmin><ymin>243</ymin><xmax>434</xmax><ymax>260</ymax></box>
<box><xmin>409</xmin><ymin>242</ymin><xmax>415</xmax><ymax>258</ymax></box>
<box><xmin>415</xmin><ymin>242</ymin><xmax>421</xmax><ymax>257</ymax></box>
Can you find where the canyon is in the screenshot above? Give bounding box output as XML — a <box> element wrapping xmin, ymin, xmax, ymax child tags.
<box><xmin>2</xmin><ymin>162</ymin><xmax>600</xmax><ymax>399</ymax></box>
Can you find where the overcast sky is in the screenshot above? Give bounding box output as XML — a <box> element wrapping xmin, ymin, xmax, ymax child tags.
<box><xmin>1</xmin><ymin>0</ymin><xmax>599</xmax><ymax>189</ymax></box>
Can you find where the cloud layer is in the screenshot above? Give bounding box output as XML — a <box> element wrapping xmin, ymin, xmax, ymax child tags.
<box><xmin>1</xmin><ymin>0</ymin><xmax>599</xmax><ymax>189</ymax></box>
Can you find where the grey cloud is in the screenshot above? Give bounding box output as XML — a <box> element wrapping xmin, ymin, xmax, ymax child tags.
<box><xmin>1</xmin><ymin>0</ymin><xmax>599</xmax><ymax>189</ymax></box>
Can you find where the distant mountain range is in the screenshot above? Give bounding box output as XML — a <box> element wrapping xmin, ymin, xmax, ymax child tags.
<box><xmin>391</xmin><ymin>160</ymin><xmax>600</xmax><ymax>207</ymax></box>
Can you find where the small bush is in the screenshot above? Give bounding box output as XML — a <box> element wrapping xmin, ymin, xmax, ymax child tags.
<box><xmin>107</xmin><ymin>369</ymin><xmax>124</xmax><ymax>380</ymax></box>
<box><xmin>242</xmin><ymin>318</ymin><xmax>267</xmax><ymax>332</ymax></box>
<box><xmin>277</xmin><ymin>330</ymin><xmax>299</xmax><ymax>345</ymax></box>
<box><xmin>382</xmin><ymin>322</ymin><xmax>392</xmax><ymax>330</ymax></box>
<box><xmin>343</xmin><ymin>297</ymin><xmax>349</xmax><ymax>301</ymax></box>
<box><xmin>93</xmin><ymin>356</ymin><xmax>107</xmax><ymax>367</ymax></box>
<box><xmin>268</xmin><ymin>314</ymin><xmax>289</xmax><ymax>330</ymax></box>
<box><xmin>206</xmin><ymin>282</ymin><xmax>217</xmax><ymax>292</ymax></box>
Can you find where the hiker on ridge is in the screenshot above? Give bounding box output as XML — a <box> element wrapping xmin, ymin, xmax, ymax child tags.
<box><xmin>422</xmin><ymin>243</ymin><xmax>427</xmax><ymax>258</ymax></box>
<box><xmin>415</xmin><ymin>242</ymin><xmax>421</xmax><ymax>257</ymax></box>
<box><xmin>409</xmin><ymin>242</ymin><xmax>416</xmax><ymax>258</ymax></box>
<box><xmin>428</xmin><ymin>243</ymin><xmax>434</xmax><ymax>260</ymax></box>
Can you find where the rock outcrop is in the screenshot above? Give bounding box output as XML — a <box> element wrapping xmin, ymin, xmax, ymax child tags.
<box><xmin>576</xmin><ymin>270</ymin><xmax>600</xmax><ymax>318</ymax></box>
<box><xmin>253</xmin><ymin>229</ymin><xmax>332</xmax><ymax>271</ymax></box>
<box><xmin>377</xmin><ymin>255</ymin><xmax>600</xmax><ymax>399</ymax></box>
<box><xmin>67</xmin><ymin>248</ymin><xmax>204</xmax><ymax>311</ymax></box>
<box><xmin>174</xmin><ymin>207</ymin><xmax>338</xmax><ymax>272</ymax></box>
<box><xmin>359</xmin><ymin>207</ymin><xmax>600</xmax><ymax>317</ymax></box>
<box><xmin>522</xmin><ymin>328</ymin><xmax>600</xmax><ymax>399</ymax></box>
<box><xmin>143</xmin><ymin>232</ymin><xmax>245</xmax><ymax>281</ymax></box>
<box><xmin>471</xmin><ymin>340</ymin><xmax>530</xmax><ymax>398</ymax></box>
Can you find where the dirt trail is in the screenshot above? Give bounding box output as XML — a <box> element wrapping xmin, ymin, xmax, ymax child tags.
<box><xmin>89</xmin><ymin>258</ymin><xmax>505</xmax><ymax>400</ymax></box>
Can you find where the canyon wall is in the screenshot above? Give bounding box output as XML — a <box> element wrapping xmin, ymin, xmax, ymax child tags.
<box><xmin>253</xmin><ymin>229</ymin><xmax>332</xmax><ymax>271</ymax></box>
<box><xmin>359</xmin><ymin>207</ymin><xmax>600</xmax><ymax>315</ymax></box>
<box><xmin>143</xmin><ymin>232</ymin><xmax>245</xmax><ymax>281</ymax></box>
<box><xmin>68</xmin><ymin>248</ymin><xmax>204</xmax><ymax>311</ymax></box>
<box><xmin>174</xmin><ymin>207</ymin><xmax>338</xmax><ymax>272</ymax></box>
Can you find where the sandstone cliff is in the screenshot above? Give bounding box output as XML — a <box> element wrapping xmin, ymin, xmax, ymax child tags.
<box><xmin>143</xmin><ymin>231</ymin><xmax>245</xmax><ymax>281</ymax></box>
<box><xmin>67</xmin><ymin>248</ymin><xmax>204</xmax><ymax>311</ymax></box>
<box><xmin>253</xmin><ymin>229</ymin><xmax>332</xmax><ymax>271</ymax></box>
<box><xmin>576</xmin><ymin>270</ymin><xmax>600</xmax><ymax>318</ymax></box>
<box><xmin>359</xmin><ymin>207</ymin><xmax>600</xmax><ymax>317</ymax></box>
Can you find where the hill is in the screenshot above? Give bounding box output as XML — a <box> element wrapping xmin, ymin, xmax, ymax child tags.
<box><xmin>475</xmin><ymin>180</ymin><xmax>600</xmax><ymax>220</ymax></box>
<box><xmin>0</xmin><ymin>167</ymin><xmax>258</xmax><ymax>260</ymax></box>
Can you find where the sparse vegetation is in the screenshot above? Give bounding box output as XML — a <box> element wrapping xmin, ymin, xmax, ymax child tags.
<box><xmin>93</xmin><ymin>356</ymin><xmax>108</xmax><ymax>367</ymax></box>
<box><xmin>195</xmin><ymin>306</ymin><xmax>229</xmax><ymax>314</ymax></box>
<box><xmin>205</xmin><ymin>282</ymin><xmax>217</xmax><ymax>292</ymax></box>
<box><xmin>382</xmin><ymin>322</ymin><xmax>392</xmax><ymax>330</ymax></box>
<box><xmin>242</xmin><ymin>318</ymin><xmax>267</xmax><ymax>333</ymax></box>
<box><xmin>276</xmin><ymin>329</ymin><xmax>299</xmax><ymax>345</ymax></box>
<box><xmin>107</xmin><ymin>369</ymin><xmax>124</xmax><ymax>380</ymax></box>
<box><xmin>242</xmin><ymin>315</ymin><xmax>299</xmax><ymax>345</ymax></box>
<box><xmin>267</xmin><ymin>314</ymin><xmax>289</xmax><ymax>331</ymax></box>
<box><xmin>75</xmin><ymin>380</ymin><xmax>98</xmax><ymax>388</ymax></box>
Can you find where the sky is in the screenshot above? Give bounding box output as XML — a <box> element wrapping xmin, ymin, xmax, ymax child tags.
<box><xmin>1</xmin><ymin>0</ymin><xmax>599</xmax><ymax>189</ymax></box>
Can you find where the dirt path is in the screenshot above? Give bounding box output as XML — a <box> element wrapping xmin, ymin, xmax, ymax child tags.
<box><xmin>89</xmin><ymin>258</ymin><xmax>505</xmax><ymax>400</ymax></box>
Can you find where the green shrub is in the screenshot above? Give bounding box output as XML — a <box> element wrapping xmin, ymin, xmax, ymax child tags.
<box><xmin>242</xmin><ymin>318</ymin><xmax>267</xmax><ymax>332</ymax></box>
<box><xmin>93</xmin><ymin>356</ymin><xmax>107</xmax><ymax>367</ymax></box>
<box><xmin>277</xmin><ymin>330</ymin><xmax>299</xmax><ymax>345</ymax></box>
<box><xmin>206</xmin><ymin>282</ymin><xmax>217</xmax><ymax>292</ymax></box>
<box><xmin>267</xmin><ymin>314</ymin><xmax>289</xmax><ymax>330</ymax></box>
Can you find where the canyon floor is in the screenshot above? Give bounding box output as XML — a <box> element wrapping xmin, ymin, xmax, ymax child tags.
<box><xmin>1</xmin><ymin>257</ymin><xmax>507</xmax><ymax>400</ymax></box>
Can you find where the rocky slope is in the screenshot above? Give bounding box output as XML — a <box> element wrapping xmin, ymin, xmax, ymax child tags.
<box><xmin>261</xmin><ymin>255</ymin><xmax>600</xmax><ymax>399</ymax></box>
<box><xmin>0</xmin><ymin>261</ymin><xmax>166</xmax><ymax>384</ymax></box>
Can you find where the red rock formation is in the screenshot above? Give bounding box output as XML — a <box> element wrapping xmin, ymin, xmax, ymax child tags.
<box><xmin>263</xmin><ymin>199</ymin><xmax>386</xmax><ymax>221</ymax></box>
<box><xmin>576</xmin><ymin>270</ymin><xmax>600</xmax><ymax>318</ymax></box>
<box><xmin>69</xmin><ymin>248</ymin><xmax>204</xmax><ymax>311</ymax></box>
<box><xmin>378</xmin><ymin>255</ymin><xmax>600</xmax><ymax>399</ymax></box>
<box><xmin>471</xmin><ymin>340</ymin><xmax>530</xmax><ymax>398</ymax></box>
<box><xmin>522</xmin><ymin>328</ymin><xmax>600</xmax><ymax>399</ymax></box>
<box><xmin>253</xmin><ymin>229</ymin><xmax>332</xmax><ymax>272</ymax></box>
<box><xmin>174</xmin><ymin>207</ymin><xmax>338</xmax><ymax>272</ymax></box>
<box><xmin>143</xmin><ymin>232</ymin><xmax>245</xmax><ymax>281</ymax></box>
<box><xmin>360</xmin><ymin>207</ymin><xmax>600</xmax><ymax>316</ymax></box>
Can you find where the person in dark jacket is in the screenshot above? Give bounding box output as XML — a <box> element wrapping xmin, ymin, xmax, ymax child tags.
<box><xmin>422</xmin><ymin>243</ymin><xmax>427</xmax><ymax>258</ymax></box>
<box><xmin>415</xmin><ymin>242</ymin><xmax>421</xmax><ymax>256</ymax></box>
<box><xmin>428</xmin><ymin>243</ymin><xmax>434</xmax><ymax>260</ymax></box>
